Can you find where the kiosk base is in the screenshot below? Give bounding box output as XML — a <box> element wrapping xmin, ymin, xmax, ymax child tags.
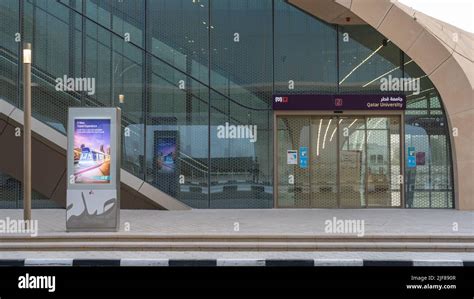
<box><xmin>66</xmin><ymin>189</ymin><xmax>119</xmax><ymax>232</ymax></box>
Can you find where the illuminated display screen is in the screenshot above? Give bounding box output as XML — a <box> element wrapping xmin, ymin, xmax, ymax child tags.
<box><xmin>155</xmin><ymin>137</ymin><xmax>177</xmax><ymax>174</ymax></box>
<box><xmin>73</xmin><ymin>118</ymin><xmax>111</xmax><ymax>184</ymax></box>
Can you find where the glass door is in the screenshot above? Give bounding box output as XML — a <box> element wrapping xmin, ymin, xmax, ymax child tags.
<box><xmin>276</xmin><ymin>116</ymin><xmax>310</xmax><ymax>208</ymax></box>
<box><xmin>276</xmin><ymin>114</ymin><xmax>401</xmax><ymax>208</ymax></box>
<box><xmin>366</xmin><ymin>117</ymin><xmax>401</xmax><ymax>207</ymax></box>
<box><xmin>338</xmin><ymin>117</ymin><xmax>366</xmax><ymax>208</ymax></box>
<box><xmin>310</xmin><ymin>116</ymin><xmax>338</xmax><ymax>208</ymax></box>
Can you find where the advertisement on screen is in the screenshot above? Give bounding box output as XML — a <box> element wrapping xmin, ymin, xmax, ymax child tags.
<box><xmin>73</xmin><ymin>118</ymin><xmax>111</xmax><ymax>184</ymax></box>
<box><xmin>155</xmin><ymin>137</ymin><xmax>177</xmax><ymax>174</ymax></box>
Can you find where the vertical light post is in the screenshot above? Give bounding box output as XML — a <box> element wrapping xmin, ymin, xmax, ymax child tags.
<box><xmin>23</xmin><ymin>43</ymin><xmax>32</xmax><ymax>223</ymax></box>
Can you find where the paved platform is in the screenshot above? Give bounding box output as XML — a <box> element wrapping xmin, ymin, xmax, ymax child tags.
<box><xmin>0</xmin><ymin>208</ymin><xmax>472</xmax><ymax>236</ymax></box>
<box><xmin>0</xmin><ymin>209</ymin><xmax>473</xmax><ymax>260</ymax></box>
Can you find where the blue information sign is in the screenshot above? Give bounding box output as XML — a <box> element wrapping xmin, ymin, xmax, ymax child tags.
<box><xmin>408</xmin><ymin>156</ymin><xmax>416</xmax><ymax>168</ymax></box>
<box><xmin>299</xmin><ymin>147</ymin><xmax>308</xmax><ymax>169</ymax></box>
<box><xmin>407</xmin><ymin>146</ymin><xmax>416</xmax><ymax>168</ymax></box>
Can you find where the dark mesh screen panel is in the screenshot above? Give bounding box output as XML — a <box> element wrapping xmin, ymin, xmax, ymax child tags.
<box><xmin>404</xmin><ymin>53</ymin><xmax>454</xmax><ymax>208</ymax></box>
<box><xmin>210</xmin><ymin>0</ymin><xmax>273</xmax><ymax>106</ymax></box>
<box><xmin>0</xmin><ymin>172</ymin><xmax>19</xmax><ymax>209</ymax></box>
<box><xmin>209</xmin><ymin>0</ymin><xmax>273</xmax><ymax>208</ymax></box>
<box><xmin>0</xmin><ymin>0</ymin><xmax>19</xmax><ymax>106</ymax></box>
<box><xmin>274</xmin><ymin>0</ymin><xmax>337</xmax><ymax>94</ymax></box>
<box><xmin>209</xmin><ymin>91</ymin><xmax>272</xmax><ymax>208</ymax></box>
<box><xmin>149</xmin><ymin>0</ymin><xmax>209</xmax><ymax>83</ymax></box>
<box><xmin>83</xmin><ymin>0</ymin><xmax>145</xmax><ymax>47</ymax></box>
<box><xmin>0</xmin><ymin>171</ymin><xmax>59</xmax><ymax>209</ymax></box>
<box><xmin>148</xmin><ymin>56</ymin><xmax>209</xmax><ymax>208</ymax></box>
<box><xmin>23</xmin><ymin>0</ymin><xmax>83</xmax><ymax>133</ymax></box>
<box><xmin>338</xmin><ymin>25</ymin><xmax>402</xmax><ymax>94</ymax></box>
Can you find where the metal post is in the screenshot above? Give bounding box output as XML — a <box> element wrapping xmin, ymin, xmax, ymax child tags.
<box><xmin>23</xmin><ymin>43</ymin><xmax>32</xmax><ymax>223</ymax></box>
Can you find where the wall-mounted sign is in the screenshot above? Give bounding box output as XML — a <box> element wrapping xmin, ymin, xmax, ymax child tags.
<box><xmin>287</xmin><ymin>150</ymin><xmax>297</xmax><ymax>165</ymax></box>
<box><xmin>407</xmin><ymin>146</ymin><xmax>416</xmax><ymax>168</ymax></box>
<box><xmin>407</xmin><ymin>156</ymin><xmax>416</xmax><ymax>168</ymax></box>
<box><xmin>299</xmin><ymin>147</ymin><xmax>308</xmax><ymax>169</ymax></box>
<box><xmin>67</xmin><ymin>107</ymin><xmax>121</xmax><ymax>232</ymax></box>
<box><xmin>272</xmin><ymin>94</ymin><xmax>405</xmax><ymax>110</ymax></box>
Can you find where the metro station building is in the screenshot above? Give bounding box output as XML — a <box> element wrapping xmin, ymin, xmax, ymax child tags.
<box><xmin>0</xmin><ymin>0</ymin><xmax>472</xmax><ymax>210</ymax></box>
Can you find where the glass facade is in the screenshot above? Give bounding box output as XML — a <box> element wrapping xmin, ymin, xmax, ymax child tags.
<box><xmin>0</xmin><ymin>0</ymin><xmax>454</xmax><ymax>208</ymax></box>
<box><xmin>403</xmin><ymin>53</ymin><xmax>454</xmax><ymax>208</ymax></box>
<box><xmin>274</xmin><ymin>1</ymin><xmax>337</xmax><ymax>94</ymax></box>
<box><xmin>338</xmin><ymin>25</ymin><xmax>402</xmax><ymax>94</ymax></box>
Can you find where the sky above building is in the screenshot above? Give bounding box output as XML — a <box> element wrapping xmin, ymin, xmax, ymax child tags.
<box><xmin>399</xmin><ymin>0</ymin><xmax>474</xmax><ymax>32</ymax></box>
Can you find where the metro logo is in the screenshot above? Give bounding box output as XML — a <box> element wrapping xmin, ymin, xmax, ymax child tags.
<box><xmin>275</xmin><ymin>96</ymin><xmax>288</xmax><ymax>103</ymax></box>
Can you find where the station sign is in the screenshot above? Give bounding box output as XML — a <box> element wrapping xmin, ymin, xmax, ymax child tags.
<box><xmin>272</xmin><ymin>94</ymin><xmax>405</xmax><ymax>110</ymax></box>
<box><xmin>66</xmin><ymin>107</ymin><xmax>121</xmax><ymax>232</ymax></box>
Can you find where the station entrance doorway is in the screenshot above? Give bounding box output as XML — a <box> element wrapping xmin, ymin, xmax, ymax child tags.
<box><xmin>275</xmin><ymin>113</ymin><xmax>403</xmax><ymax>208</ymax></box>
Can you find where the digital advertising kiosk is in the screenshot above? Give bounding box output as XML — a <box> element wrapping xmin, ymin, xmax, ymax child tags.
<box><xmin>66</xmin><ymin>107</ymin><xmax>121</xmax><ymax>232</ymax></box>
